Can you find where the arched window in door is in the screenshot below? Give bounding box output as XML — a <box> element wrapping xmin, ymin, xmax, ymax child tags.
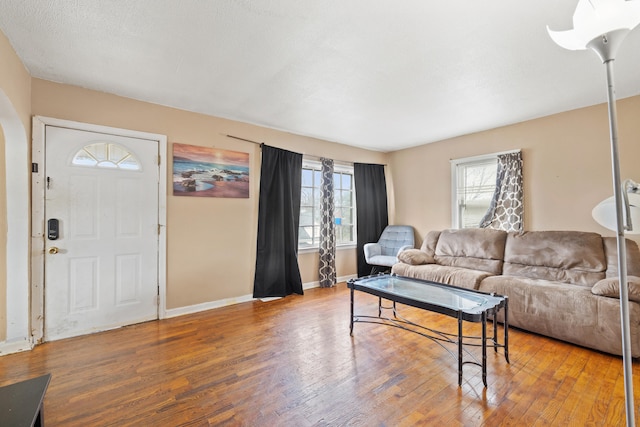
<box><xmin>71</xmin><ymin>142</ymin><xmax>141</xmax><ymax>170</ymax></box>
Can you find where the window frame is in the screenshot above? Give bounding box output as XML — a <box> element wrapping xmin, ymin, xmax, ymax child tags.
<box><xmin>298</xmin><ymin>158</ymin><xmax>356</xmax><ymax>252</ymax></box>
<box><xmin>450</xmin><ymin>150</ymin><xmax>520</xmax><ymax>229</ymax></box>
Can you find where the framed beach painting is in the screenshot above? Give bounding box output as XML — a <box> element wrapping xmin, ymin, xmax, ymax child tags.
<box><xmin>172</xmin><ymin>143</ymin><xmax>249</xmax><ymax>198</ymax></box>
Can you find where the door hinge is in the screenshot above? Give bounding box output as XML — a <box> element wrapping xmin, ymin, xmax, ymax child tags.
<box><xmin>157</xmin><ymin>155</ymin><xmax>161</xmax><ymax>165</ymax></box>
<box><xmin>158</xmin><ymin>224</ymin><xmax>161</xmax><ymax>235</ymax></box>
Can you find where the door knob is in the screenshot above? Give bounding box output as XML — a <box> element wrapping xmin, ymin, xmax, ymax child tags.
<box><xmin>48</xmin><ymin>247</ymin><xmax>59</xmax><ymax>255</ymax></box>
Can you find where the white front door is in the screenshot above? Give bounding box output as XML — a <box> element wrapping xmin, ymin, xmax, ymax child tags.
<box><xmin>44</xmin><ymin>125</ymin><xmax>160</xmax><ymax>341</ymax></box>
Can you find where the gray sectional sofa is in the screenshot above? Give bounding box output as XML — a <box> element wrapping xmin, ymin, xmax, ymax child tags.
<box><xmin>391</xmin><ymin>228</ymin><xmax>640</xmax><ymax>356</ymax></box>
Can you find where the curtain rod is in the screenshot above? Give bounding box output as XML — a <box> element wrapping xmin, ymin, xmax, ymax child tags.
<box><xmin>225</xmin><ymin>133</ymin><xmax>386</xmax><ymax>166</ymax></box>
<box><xmin>225</xmin><ymin>134</ymin><xmax>263</xmax><ymax>145</ymax></box>
<box><xmin>449</xmin><ymin>148</ymin><xmax>521</xmax><ymax>163</ymax></box>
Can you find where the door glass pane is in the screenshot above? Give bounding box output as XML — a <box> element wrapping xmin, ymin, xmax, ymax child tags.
<box><xmin>119</xmin><ymin>157</ymin><xmax>141</xmax><ymax>170</ymax></box>
<box><xmin>72</xmin><ymin>142</ymin><xmax>141</xmax><ymax>171</ymax></box>
<box><xmin>72</xmin><ymin>151</ymin><xmax>98</xmax><ymax>166</ymax></box>
<box><xmin>86</xmin><ymin>143</ymin><xmax>107</xmax><ymax>162</ymax></box>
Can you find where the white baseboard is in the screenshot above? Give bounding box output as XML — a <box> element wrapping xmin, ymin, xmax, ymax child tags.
<box><xmin>337</xmin><ymin>274</ymin><xmax>357</xmax><ymax>283</ymax></box>
<box><xmin>0</xmin><ymin>338</ymin><xmax>33</xmax><ymax>356</ymax></box>
<box><xmin>166</xmin><ymin>274</ymin><xmax>357</xmax><ymax>318</ymax></box>
<box><xmin>165</xmin><ymin>293</ymin><xmax>256</xmax><ymax>318</ymax></box>
<box><xmin>303</xmin><ymin>274</ymin><xmax>357</xmax><ymax>290</ymax></box>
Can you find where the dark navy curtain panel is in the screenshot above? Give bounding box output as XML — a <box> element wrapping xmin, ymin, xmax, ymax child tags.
<box><xmin>253</xmin><ymin>145</ymin><xmax>304</xmax><ymax>298</ymax></box>
<box><xmin>354</xmin><ymin>163</ymin><xmax>389</xmax><ymax>277</ymax></box>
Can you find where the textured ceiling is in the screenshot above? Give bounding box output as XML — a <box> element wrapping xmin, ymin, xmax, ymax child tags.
<box><xmin>1</xmin><ymin>1</ymin><xmax>640</xmax><ymax>152</ymax></box>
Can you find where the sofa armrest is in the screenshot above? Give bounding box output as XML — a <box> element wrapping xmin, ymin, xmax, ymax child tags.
<box><xmin>396</xmin><ymin>244</ymin><xmax>414</xmax><ymax>255</ymax></box>
<box><xmin>592</xmin><ymin>275</ymin><xmax>640</xmax><ymax>302</ymax></box>
<box><xmin>364</xmin><ymin>243</ymin><xmax>381</xmax><ymax>260</ymax></box>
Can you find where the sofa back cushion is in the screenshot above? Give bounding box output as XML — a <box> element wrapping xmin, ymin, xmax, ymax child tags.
<box><xmin>434</xmin><ymin>228</ymin><xmax>507</xmax><ymax>274</ymax></box>
<box><xmin>420</xmin><ymin>230</ymin><xmax>441</xmax><ymax>257</ymax></box>
<box><xmin>603</xmin><ymin>237</ymin><xmax>640</xmax><ymax>278</ymax></box>
<box><xmin>503</xmin><ymin>231</ymin><xmax>606</xmax><ymax>285</ymax></box>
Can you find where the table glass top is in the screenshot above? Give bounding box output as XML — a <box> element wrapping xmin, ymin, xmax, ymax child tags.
<box><xmin>352</xmin><ymin>275</ymin><xmax>503</xmax><ymax>314</ymax></box>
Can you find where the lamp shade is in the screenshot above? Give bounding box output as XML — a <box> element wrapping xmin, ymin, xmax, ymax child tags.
<box><xmin>547</xmin><ymin>0</ymin><xmax>640</xmax><ymax>52</ymax></box>
<box><xmin>592</xmin><ymin>192</ymin><xmax>640</xmax><ymax>234</ymax></box>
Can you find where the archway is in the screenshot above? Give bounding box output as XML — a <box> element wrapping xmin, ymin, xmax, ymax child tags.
<box><xmin>0</xmin><ymin>89</ymin><xmax>30</xmax><ymax>354</ymax></box>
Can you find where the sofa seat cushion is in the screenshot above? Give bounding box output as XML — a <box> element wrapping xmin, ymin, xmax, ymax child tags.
<box><xmin>366</xmin><ymin>254</ymin><xmax>398</xmax><ymax>268</ymax></box>
<box><xmin>391</xmin><ymin>264</ymin><xmax>492</xmax><ymax>290</ymax></box>
<box><xmin>434</xmin><ymin>228</ymin><xmax>507</xmax><ymax>275</ymax></box>
<box><xmin>478</xmin><ymin>275</ymin><xmax>640</xmax><ymax>356</ymax></box>
<box><xmin>502</xmin><ymin>231</ymin><xmax>606</xmax><ymax>286</ymax></box>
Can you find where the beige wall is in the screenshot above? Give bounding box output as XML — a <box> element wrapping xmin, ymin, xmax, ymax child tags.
<box><xmin>31</xmin><ymin>79</ymin><xmax>387</xmax><ymax>309</ymax></box>
<box><xmin>0</xmin><ymin>31</ymin><xmax>31</xmax><ymax>132</ymax></box>
<box><xmin>389</xmin><ymin>96</ymin><xmax>640</xmax><ymax>247</ymax></box>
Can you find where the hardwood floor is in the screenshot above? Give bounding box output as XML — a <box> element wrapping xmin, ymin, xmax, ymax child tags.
<box><xmin>1</xmin><ymin>282</ymin><xmax>639</xmax><ymax>426</ymax></box>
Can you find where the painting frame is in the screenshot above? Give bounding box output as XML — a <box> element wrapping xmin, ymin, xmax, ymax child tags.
<box><xmin>172</xmin><ymin>143</ymin><xmax>250</xmax><ymax>198</ymax></box>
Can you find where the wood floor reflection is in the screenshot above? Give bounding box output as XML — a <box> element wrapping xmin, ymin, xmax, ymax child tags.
<box><xmin>1</xmin><ymin>282</ymin><xmax>638</xmax><ymax>426</ymax></box>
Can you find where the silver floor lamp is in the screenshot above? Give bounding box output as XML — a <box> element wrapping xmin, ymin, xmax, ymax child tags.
<box><xmin>547</xmin><ymin>1</ymin><xmax>640</xmax><ymax>426</ymax></box>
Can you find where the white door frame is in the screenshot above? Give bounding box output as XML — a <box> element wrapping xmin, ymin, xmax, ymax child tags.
<box><xmin>31</xmin><ymin>116</ymin><xmax>168</xmax><ymax>344</ymax></box>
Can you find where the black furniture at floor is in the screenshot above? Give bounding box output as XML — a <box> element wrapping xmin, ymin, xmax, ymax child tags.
<box><xmin>0</xmin><ymin>373</ymin><xmax>51</xmax><ymax>427</ymax></box>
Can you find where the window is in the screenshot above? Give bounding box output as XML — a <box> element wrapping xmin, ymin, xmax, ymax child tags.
<box><xmin>72</xmin><ymin>142</ymin><xmax>141</xmax><ymax>170</ymax></box>
<box><xmin>451</xmin><ymin>154</ymin><xmax>498</xmax><ymax>229</ymax></box>
<box><xmin>299</xmin><ymin>159</ymin><xmax>356</xmax><ymax>249</ymax></box>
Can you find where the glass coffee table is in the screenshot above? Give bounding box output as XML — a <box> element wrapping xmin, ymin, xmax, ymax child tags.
<box><xmin>348</xmin><ymin>274</ymin><xmax>509</xmax><ymax>387</ymax></box>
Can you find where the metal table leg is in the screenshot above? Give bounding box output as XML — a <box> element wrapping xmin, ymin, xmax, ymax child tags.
<box><xmin>458</xmin><ymin>312</ymin><xmax>463</xmax><ymax>386</ymax></box>
<box><xmin>504</xmin><ymin>298</ymin><xmax>510</xmax><ymax>363</ymax></box>
<box><xmin>482</xmin><ymin>311</ymin><xmax>487</xmax><ymax>387</ymax></box>
<box><xmin>493</xmin><ymin>308</ymin><xmax>498</xmax><ymax>354</ymax></box>
<box><xmin>350</xmin><ymin>286</ymin><xmax>354</xmax><ymax>336</ymax></box>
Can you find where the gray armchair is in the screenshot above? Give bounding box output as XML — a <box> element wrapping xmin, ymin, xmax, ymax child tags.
<box><xmin>364</xmin><ymin>225</ymin><xmax>414</xmax><ymax>274</ymax></box>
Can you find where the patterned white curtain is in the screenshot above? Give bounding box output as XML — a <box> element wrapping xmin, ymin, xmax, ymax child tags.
<box><xmin>319</xmin><ymin>158</ymin><xmax>337</xmax><ymax>287</ymax></box>
<box><xmin>480</xmin><ymin>151</ymin><xmax>524</xmax><ymax>232</ymax></box>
